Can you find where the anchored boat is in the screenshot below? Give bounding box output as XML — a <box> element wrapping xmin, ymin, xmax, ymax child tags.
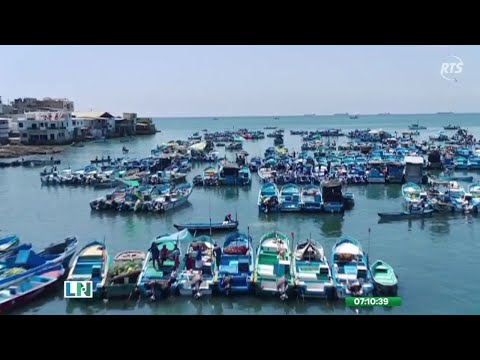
<box><xmin>216</xmin><ymin>232</ymin><xmax>254</xmax><ymax>295</ymax></box>
<box><xmin>253</xmin><ymin>231</ymin><xmax>293</xmax><ymax>300</ymax></box>
<box><xmin>104</xmin><ymin>251</ymin><xmax>145</xmax><ymax>299</ymax></box>
<box><xmin>258</xmin><ymin>182</ymin><xmax>280</xmax><ymax>213</ymax></box>
<box><xmin>331</xmin><ymin>236</ymin><xmax>374</xmax><ymax>299</ymax></box>
<box><xmin>292</xmin><ymin>239</ymin><xmax>334</xmax><ymax>299</ymax></box>
<box><xmin>370</xmin><ymin>260</ymin><xmax>398</xmax><ymax>295</ymax></box>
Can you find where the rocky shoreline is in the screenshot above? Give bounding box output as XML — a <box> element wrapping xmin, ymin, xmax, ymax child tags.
<box><xmin>0</xmin><ymin>144</ymin><xmax>64</xmax><ymax>159</ymax></box>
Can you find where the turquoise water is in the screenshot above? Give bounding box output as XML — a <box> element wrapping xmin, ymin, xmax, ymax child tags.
<box><xmin>2</xmin><ymin>113</ymin><xmax>480</xmax><ymax>315</ymax></box>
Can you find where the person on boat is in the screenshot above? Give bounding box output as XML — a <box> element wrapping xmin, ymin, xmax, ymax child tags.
<box><xmin>408</xmin><ymin>203</ymin><xmax>414</xmax><ymax>214</ymax></box>
<box><xmin>160</xmin><ymin>244</ymin><xmax>169</xmax><ymax>265</ymax></box>
<box><xmin>224</xmin><ymin>213</ymin><xmax>233</xmax><ymax>223</ymax></box>
<box><xmin>195</xmin><ymin>247</ymin><xmax>203</xmax><ymax>270</ymax></box>
<box><xmin>213</xmin><ymin>243</ymin><xmax>222</xmax><ymax>270</ymax></box>
<box><xmin>171</xmin><ymin>244</ymin><xmax>180</xmax><ymax>269</ymax></box>
<box><xmin>149</xmin><ymin>242</ymin><xmax>161</xmax><ymax>270</ymax></box>
<box><xmin>185</xmin><ymin>254</ymin><xmax>195</xmax><ymax>270</ymax></box>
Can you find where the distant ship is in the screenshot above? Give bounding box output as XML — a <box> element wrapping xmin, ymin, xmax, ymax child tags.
<box><xmin>213</xmin><ymin>117</ymin><xmax>219</xmax><ymax>120</ymax></box>
<box><xmin>437</xmin><ymin>112</ymin><xmax>454</xmax><ymax>115</ymax></box>
<box><xmin>273</xmin><ymin>116</ymin><xmax>280</xmax><ymax>120</ymax></box>
<box><xmin>377</xmin><ymin>112</ymin><xmax>391</xmax><ymax>116</ymax></box>
<box><xmin>349</xmin><ymin>115</ymin><xmax>359</xmax><ymax>119</ymax></box>
<box><xmin>333</xmin><ymin>113</ymin><xmax>349</xmax><ymax>116</ymax></box>
<box><xmin>304</xmin><ymin>113</ymin><xmax>316</xmax><ymax>116</ymax></box>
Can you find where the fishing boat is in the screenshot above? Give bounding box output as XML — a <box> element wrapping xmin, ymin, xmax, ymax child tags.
<box><xmin>173</xmin><ymin>220</ymin><xmax>239</xmax><ymax>233</ymax></box>
<box><xmin>468</xmin><ymin>182</ymin><xmax>480</xmax><ymax>210</ymax></box>
<box><xmin>322</xmin><ymin>180</ymin><xmax>345</xmax><ymax>213</ymax></box>
<box><xmin>257</xmin><ymin>167</ymin><xmax>277</xmax><ymax>182</ymax></box>
<box><xmin>402</xmin><ymin>182</ymin><xmax>422</xmax><ymax>207</ymax></box>
<box><xmin>37</xmin><ymin>236</ymin><xmax>78</xmax><ymax>269</ymax></box>
<box><xmin>366</xmin><ymin>168</ymin><xmax>386</xmax><ymax>184</ymax></box>
<box><xmin>176</xmin><ymin>236</ymin><xmax>216</xmax><ymax>298</ymax></box>
<box><xmin>469</xmin><ymin>156</ymin><xmax>480</xmax><ymax>170</ymax></box>
<box><xmin>378</xmin><ymin>209</ymin><xmax>434</xmax><ymax>221</ymax></box>
<box><xmin>408</xmin><ymin>121</ymin><xmax>427</xmax><ymax>130</ymax></box>
<box><xmin>301</xmin><ymin>185</ymin><xmax>323</xmax><ymax>212</ymax></box>
<box><xmin>104</xmin><ymin>251</ymin><xmax>145</xmax><ymax>299</ymax></box>
<box><xmin>66</xmin><ymin>241</ymin><xmax>110</xmax><ymax>298</ymax></box>
<box><xmin>216</xmin><ymin>232</ymin><xmax>254</xmax><ymax>295</ymax></box>
<box><xmin>370</xmin><ymin>260</ymin><xmax>398</xmax><ymax>295</ymax></box>
<box><xmin>150</xmin><ymin>183</ymin><xmax>193</xmax><ymax>212</ymax></box>
<box><xmin>453</xmin><ymin>156</ymin><xmax>469</xmax><ymax>170</ymax></box>
<box><xmin>137</xmin><ymin>230</ymin><xmax>188</xmax><ymax>299</ymax></box>
<box><xmin>444</xmin><ymin>124</ymin><xmax>460</xmax><ymax>130</ymax></box>
<box><xmin>0</xmin><ymin>235</ymin><xmax>20</xmax><ymax>254</ymax></box>
<box><xmin>258</xmin><ymin>182</ymin><xmax>280</xmax><ymax>213</ymax></box>
<box><xmin>279</xmin><ymin>183</ymin><xmax>301</xmax><ymax>212</ymax></box>
<box><xmin>438</xmin><ymin>175</ymin><xmax>474</xmax><ymax>182</ymax></box>
<box><xmin>253</xmin><ymin>231</ymin><xmax>293</xmax><ymax>300</ymax></box>
<box><xmin>444</xmin><ymin>182</ymin><xmax>474</xmax><ymax>212</ymax></box>
<box><xmin>331</xmin><ymin>236</ymin><xmax>374</xmax><ymax>299</ymax></box>
<box><xmin>292</xmin><ymin>239</ymin><xmax>335</xmax><ymax>299</ymax></box>
<box><xmin>0</xmin><ymin>264</ymin><xmax>64</xmax><ymax>314</ymax></box>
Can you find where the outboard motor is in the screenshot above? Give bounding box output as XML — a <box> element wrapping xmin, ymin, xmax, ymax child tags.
<box><xmin>221</xmin><ymin>274</ymin><xmax>232</xmax><ymax>295</ymax></box>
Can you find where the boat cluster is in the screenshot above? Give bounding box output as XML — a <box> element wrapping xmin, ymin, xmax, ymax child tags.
<box><xmin>0</xmin><ymin>227</ymin><xmax>399</xmax><ymax>313</ymax></box>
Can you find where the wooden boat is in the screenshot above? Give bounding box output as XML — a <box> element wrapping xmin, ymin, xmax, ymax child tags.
<box><xmin>136</xmin><ymin>230</ymin><xmax>189</xmax><ymax>299</ymax></box>
<box><xmin>0</xmin><ymin>264</ymin><xmax>65</xmax><ymax>314</ymax></box>
<box><xmin>176</xmin><ymin>236</ymin><xmax>216</xmax><ymax>298</ymax></box>
<box><xmin>215</xmin><ymin>232</ymin><xmax>254</xmax><ymax>295</ymax></box>
<box><xmin>331</xmin><ymin>236</ymin><xmax>374</xmax><ymax>299</ymax></box>
<box><xmin>444</xmin><ymin>124</ymin><xmax>460</xmax><ymax>130</ymax></box>
<box><xmin>279</xmin><ymin>183</ymin><xmax>301</xmax><ymax>212</ymax></box>
<box><xmin>402</xmin><ymin>182</ymin><xmax>423</xmax><ymax>208</ymax></box>
<box><xmin>0</xmin><ymin>237</ymin><xmax>77</xmax><ymax>290</ymax></box>
<box><xmin>258</xmin><ymin>182</ymin><xmax>280</xmax><ymax>213</ymax></box>
<box><xmin>66</xmin><ymin>241</ymin><xmax>110</xmax><ymax>298</ymax></box>
<box><xmin>253</xmin><ymin>231</ymin><xmax>293</xmax><ymax>300</ymax></box>
<box><xmin>378</xmin><ymin>209</ymin><xmax>434</xmax><ymax>221</ymax></box>
<box><xmin>301</xmin><ymin>185</ymin><xmax>323</xmax><ymax>212</ymax></box>
<box><xmin>37</xmin><ymin>236</ymin><xmax>78</xmax><ymax>269</ymax></box>
<box><xmin>173</xmin><ymin>220</ymin><xmax>239</xmax><ymax>233</ymax></box>
<box><xmin>370</xmin><ymin>260</ymin><xmax>398</xmax><ymax>295</ymax></box>
<box><xmin>104</xmin><ymin>251</ymin><xmax>145</xmax><ymax>299</ymax></box>
<box><xmin>0</xmin><ymin>235</ymin><xmax>20</xmax><ymax>254</ymax></box>
<box><xmin>292</xmin><ymin>239</ymin><xmax>335</xmax><ymax>299</ymax></box>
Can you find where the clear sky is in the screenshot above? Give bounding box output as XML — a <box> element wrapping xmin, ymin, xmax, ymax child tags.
<box><xmin>0</xmin><ymin>45</ymin><xmax>478</xmax><ymax>117</ymax></box>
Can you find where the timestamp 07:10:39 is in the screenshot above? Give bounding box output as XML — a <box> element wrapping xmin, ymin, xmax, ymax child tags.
<box><xmin>345</xmin><ymin>297</ymin><xmax>402</xmax><ymax>307</ymax></box>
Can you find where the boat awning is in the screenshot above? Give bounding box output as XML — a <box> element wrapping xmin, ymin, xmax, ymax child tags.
<box><xmin>189</xmin><ymin>142</ymin><xmax>207</xmax><ymax>151</ymax></box>
<box><xmin>121</xmin><ymin>179</ymin><xmax>140</xmax><ymax>187</ymax></box>
<box><xmin>335</xmin><ymin>243</ymin><xmax>361</xmax><ymax>255</ymax></box>
<box><xmin>154</xmin><ymin>229</ymin><xmax>194</xmax><ymax>244</ymax></box>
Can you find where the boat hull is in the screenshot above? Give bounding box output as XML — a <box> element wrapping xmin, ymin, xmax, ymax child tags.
<box><xmin>373</xmin><ymin>282</ymin><xmax>398</xmax><ymax>296</ymax></box>
<box><xmin>378</xmin><ymin>209</ymin><xmax>434</xmax><ymax>221</ymax></box>
<box><xmin>323</xmin><ymin>203</ymin><xmax>344</xmax><ymax>213</ymax></box>
<box><xmin>173</xmin><ymin>221</ymin><xmax>239</xmax><ymax>232</ymax></box>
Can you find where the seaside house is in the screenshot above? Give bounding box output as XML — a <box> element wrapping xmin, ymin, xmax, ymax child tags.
<box><xmin>18</xmin><ymin>111</ymin><xmax>80</xmax><ymax>145</ymax></box>
<box><xmin>72</xmin><ymin>111</ymin><xmax>115</xmax><ymax>139</ymax></box>
<box><xmin>0</xmin><ymin>118</ymin><xmax>9</xmax><ymax>144</ymax></box>
<box><xmin>136</xmin><ymin>117</ymin><xmax>157</xmax><ymax>135</ymax></box>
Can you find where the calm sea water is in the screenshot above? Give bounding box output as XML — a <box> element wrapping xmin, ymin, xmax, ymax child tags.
<box><xmin>2</xmin><ymin>113</ymin><xmax>480</xmax><ymax>315</ymax></box>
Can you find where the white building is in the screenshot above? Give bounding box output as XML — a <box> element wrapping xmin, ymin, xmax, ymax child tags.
<box><xmin>0</xmin><ymin>117</ymin><xmax>9</xmax><ymax>144</ymax></box>
<box><xmin>18</xmin><ymin>111</ymin><xmax>81</xmax><ymax>145</ymax></box>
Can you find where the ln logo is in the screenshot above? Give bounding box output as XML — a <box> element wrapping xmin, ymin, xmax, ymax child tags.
<box><xmin>64</xmin><ymin>281</ymin><xmax>93</xmax><ymax>298</ymax></box>
<box><xmin>440</xmin><ymin>55</ymin><xmax>463</xmax><ymax>82</ymax></box>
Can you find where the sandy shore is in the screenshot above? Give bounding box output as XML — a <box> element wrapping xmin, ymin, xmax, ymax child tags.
<box><xmin>0</xmin><ymin>144</ymin><xmax>64</xmax><ymax>159</ymax></box>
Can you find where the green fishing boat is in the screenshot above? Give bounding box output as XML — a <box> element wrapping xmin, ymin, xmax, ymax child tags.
<box><xmin>370</xmin><ymin>260</ymin><xmax>398</xmax><ymax>295</ymax></box>
<box><xmin>253</xmin><ymin>231</ymin><xmax>293</xmax><ymax>300</ymax></box>
<box><xmin>104</xmin><ymin>250</ymin><xmax>145</xmax><ymax>299</ymax></box>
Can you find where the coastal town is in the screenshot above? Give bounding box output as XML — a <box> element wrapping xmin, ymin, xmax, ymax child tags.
<box><xmin>0</xmin><ymin>96</ymin><xmax>157</xmax><ymax>158</ymax></box>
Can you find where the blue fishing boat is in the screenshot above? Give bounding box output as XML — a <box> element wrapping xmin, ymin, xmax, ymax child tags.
<box><xmin>292</xmin><ymin>239</ymin><xmax>335</xmax><ymax>299</ymax></box>
<box><xmin>322</xmin><ymin>180</ymin><xmax>345</xmax><ymax>213</ymax></box>
<box><xmin>367</xmin><ymin>168</ymin><xmax>385</xmax><ymax>183</ymax></box>
<box><xmin>136</xmin><ymin>230</ymin><xmax>189</xmax><ymax>299</ymax></box>
<box><xmin>354</xmin><ymin>155</ymin><xmax>368</xmax><ymax>166</ymax></box>
<box><xmin>249</xmin><ymin>157</ymin><xmax>262</xmax><ymax>172</ymax></box>
<box><xmin>443</xmin><ymin>182</ymin><xmax>473</xmax><ymax>212</ymax></box>
<box><xmin>0</xmin><ymin>236</ymin><xmax>78</xmax><ymax>290</ymax></box>
<box><xmin>216</xmin><ymin>232</ymin><xmax>254</xmax><ymax>294</ymax></box>
<box><xmin>386</xmin><ymin>161</ymin><xmax>405</xmax><ymax>183</ymax></box>
<box><xmin>301</xmin><ymin>185</ymin><xmax>323</xmax><ymax>212</ymax></box>
<box><xmin>66</xmin><ymin>241</ymin><xmax>111</xmax><ymax>298</ymax></box>
<box><xmin>176</xmin><ymin>236</ymin><xmax>216</xmax><ymax>298</ymax></box>
<box><xmin>279</xmin><ymin>183</ymin><xmax>301</xmax><ymax>212</ymax></box>
<box><xmin>331</xmin><ymin>236</ymin><xmax>374</xmax><ymax>299</ymax></box>
<box><xmin>0</xmin><ymin>264</ymin><xmax>65</xmax><ymax>314</ymax></box>
<box><xmin>342</xmin><ymin>156</ymin><xmax>356</xmax><ymax>167</ymax></box>
<box><xmin>258</xmin><ymin>182</ymin><xmax>280</xmax><ymax>213</ymax></box>
<box><xmin>453</xmin><ymin>156</ymin><xmax>469</xmax><ymax>170</ymax></box>
<box><xmin>469</xmin><ymin>156</ymin><xmax>480</xmax><ymax>170</ymax></box>
<box><xmin>455</xmin><ymin>147</ymin><xmax>470</xmax><ymax>158</ymax></box>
